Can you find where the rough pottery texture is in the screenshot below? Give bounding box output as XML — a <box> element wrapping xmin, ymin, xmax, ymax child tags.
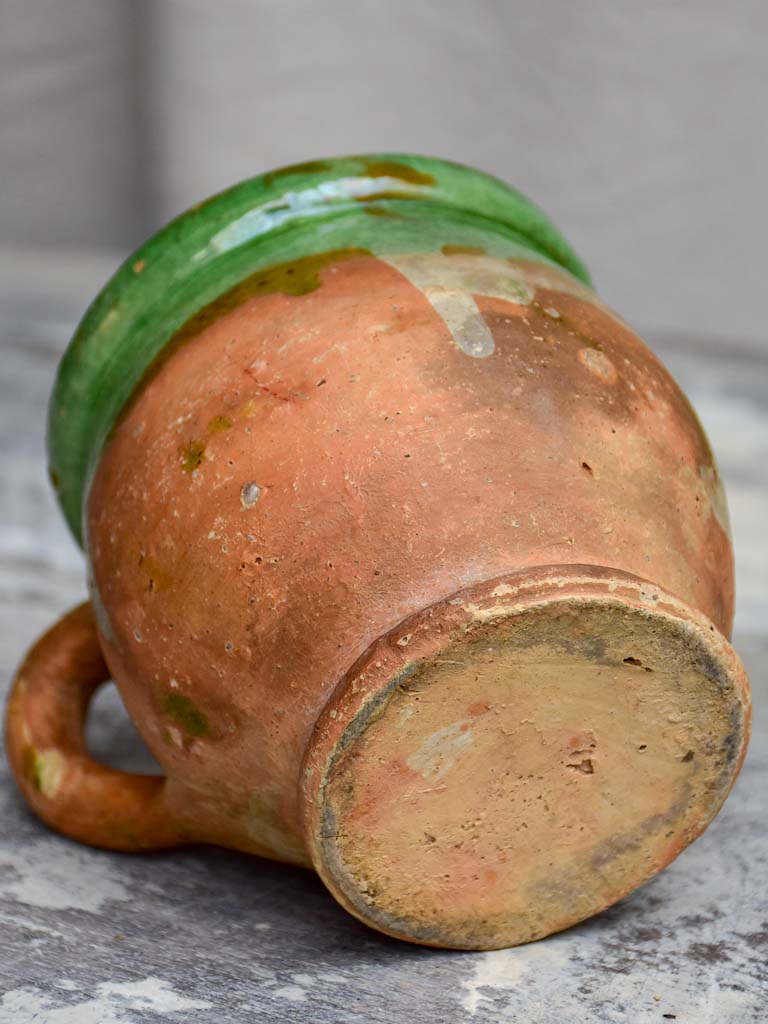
<box><xmin>5</xmin><ymin>155</ymin><xmax>751</xmax><ymax>950</ymax></box>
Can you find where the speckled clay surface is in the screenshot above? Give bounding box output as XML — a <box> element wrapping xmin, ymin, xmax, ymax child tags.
<box><xmin>1</xmin><ymin>279</ymin><xmax>766</xmax><ymax>1018</ymax></box>
<box><xmin>4</xmin><ymin>156</ymin><xmax>751</xmax><ymax>950</ymax></box>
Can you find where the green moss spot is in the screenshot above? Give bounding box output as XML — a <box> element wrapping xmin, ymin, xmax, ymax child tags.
<box><xmin>179</xmin><ymin>440</ymin><xmax>206</xmax><ymax>472</ymax></box>
<box><xmin>362</xmin><ymin>206</ymin><xmax>406</xmax><ymax>219</ymax></box>
<box><xmin>21</xmin><ymin>744</ymin><xmax>65</xmax><ymax>797</ymax></box>
<box><xmin>438</xmin><ymin>241</ymin><xmax>487</xmax><ymax>253</ymax></box>
<box><xmin>208</xmin><ymin>414</ymin><xmax>232</xmax><ymax>433</ymax></box>
<box><xmin>161</xmin><ymin>692</ymin><xmax>210</xmax><ymax>737</ymax></box>
<box><xmin>363</xmin><ymin>161</ymin><xmax>435</xmax><ymax>186</ymax></box>
<box><xmin>353</xmin><ymin>190</ymin><xmax>419</xmax><ymax>203</ymax></box>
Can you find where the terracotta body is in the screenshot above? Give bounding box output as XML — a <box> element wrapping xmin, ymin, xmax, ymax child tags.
<box><xmin>6</xmin><ymin>156</ymin><xmax>750</xmax><ymax>950</ymax></box>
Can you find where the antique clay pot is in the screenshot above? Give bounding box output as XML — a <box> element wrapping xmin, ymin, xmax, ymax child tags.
<box><xmin>6</xmin><ymin>154</ymin><xmax>750</xmax><ymax>950</ymax></box>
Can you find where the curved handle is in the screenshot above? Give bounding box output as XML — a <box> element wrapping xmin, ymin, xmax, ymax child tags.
<box><xmin>5</xmin><ymin>602</ymin><xmax>182</xmax><ymax>851</ymax></box>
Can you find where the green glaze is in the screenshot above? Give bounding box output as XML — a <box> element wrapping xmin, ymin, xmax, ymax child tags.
<box><xmin>48</xmin><ymin>153</ymin><xmax>591</xmax><ymax>543</ymax></box>
<box><xmin>161</xmin><ymin>693</ymin><xmax>210</xmax><ymax>739</ymax></box>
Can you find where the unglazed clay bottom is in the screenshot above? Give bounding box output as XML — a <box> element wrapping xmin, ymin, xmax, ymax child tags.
<box><xmin>305</xmin><ymin>570</ymin><xmax>747</xmax><ymax>949</ymax></box>
<box><xmin>5</xmin><ymin>154</ymin><xmax>750</xmax><ymax>951</ymax></box>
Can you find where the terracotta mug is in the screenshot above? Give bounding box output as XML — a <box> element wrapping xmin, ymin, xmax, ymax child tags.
<box><xmin>6</xmin><ymin>155</ymin><xmax>750</xmax><ymax>950</ymax></box>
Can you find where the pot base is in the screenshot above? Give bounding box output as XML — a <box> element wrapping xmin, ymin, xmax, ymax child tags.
<box><xmin>302</xmin><ymin>567</ymin><xmax>749</xmax><ymax>950</ymax></box>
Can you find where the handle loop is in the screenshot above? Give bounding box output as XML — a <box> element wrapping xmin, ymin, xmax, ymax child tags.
<box><xmin>5</xmin><ymin>602</ymin><xmax>181</xmax><ymax>851</ymax></box>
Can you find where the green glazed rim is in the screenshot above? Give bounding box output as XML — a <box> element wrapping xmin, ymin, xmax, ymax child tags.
<box><xmin>48</xmin><ymin>153</ymin><xmax>591</xmax><ymax>544</ymax></box>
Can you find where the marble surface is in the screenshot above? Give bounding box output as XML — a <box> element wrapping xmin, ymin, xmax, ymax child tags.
<box><xmin>0</xmin><ymin>278</ymin><xmax>766</xmax><ymax>1022</ymax></box>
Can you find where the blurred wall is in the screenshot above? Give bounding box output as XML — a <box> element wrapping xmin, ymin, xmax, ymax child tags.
<box><xmin>1</xmin><ymin>0</ymin><xmax>767</xmax><ymax>344</ymax></box>
<box><xmin>0</xmin><ymin>0</ymin><xmax>156</xmax><ymax>248</ymax></box>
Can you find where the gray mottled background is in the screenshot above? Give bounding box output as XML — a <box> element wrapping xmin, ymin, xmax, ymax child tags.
<box><xmin>1</xmin><ymin>0</ymin><xmax>768</xmax><ymax>347</ymax></box>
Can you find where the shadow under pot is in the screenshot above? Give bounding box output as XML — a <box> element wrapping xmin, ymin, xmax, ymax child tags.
<box><xmin>6</xmin><ymin>154</ymin><xmax>750</xmax><ymax>950</ymax></box>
